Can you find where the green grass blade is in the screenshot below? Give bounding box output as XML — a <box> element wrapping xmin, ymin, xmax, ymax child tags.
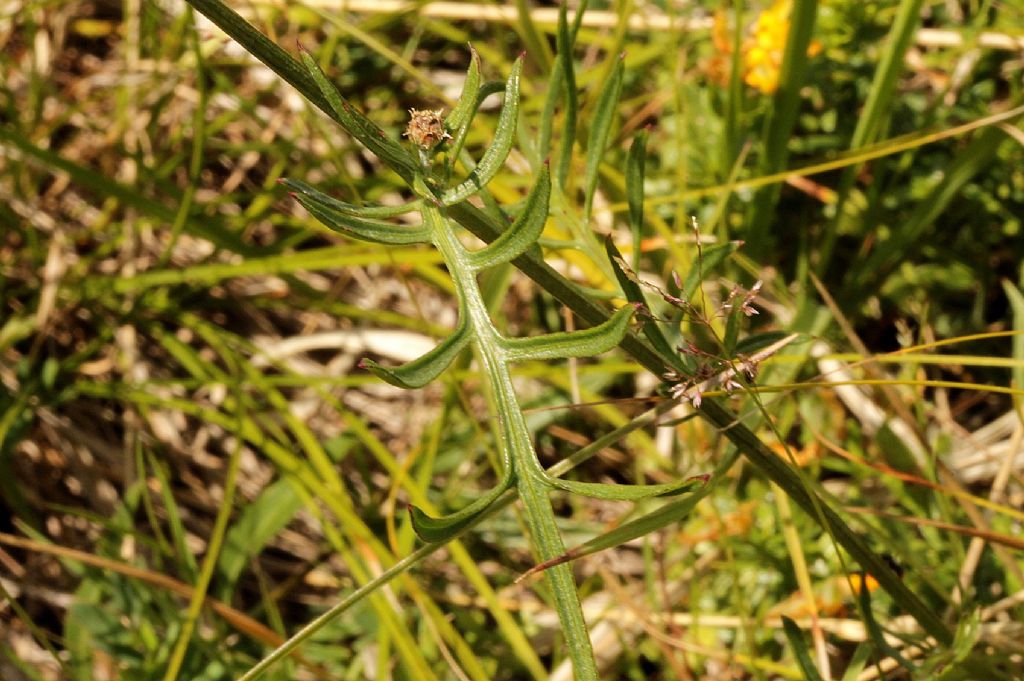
<box><xmin>583</xmin><ymin>54</ymin><xmax>625</xmax><ymax>222</ymax></box>
<box><xmin>681</xmin><ymin>241</ymin><xmax>742</xmax><ymax>301</ymax></box>
<box><xmin>555</xmin><ymin>5</ymin><xmax>579</xmax><ymax>188</ymax></box>
<box><xmin>1003</xmin><ymin>274</ymin><xmax>1024</xmax><ymax>391</ymax></box>
<box><xmin>0</xmin><ymin>126</ymin><xmax>250</xmax><ymax>253</ymax></box>
<box><xmin>781</xmin><ymin>616</ymin><xmax>826</xmax><ymax>681</ymax></box>
<box><xmin>626</xmin><ymin>129</ymin><xmax>647</xmax><ymax>271</ymax></box>
<box><xmin>849</xmin><ymin>0</ymin><xmax>927</xmax><ymax>151</ymax></box>
<box><xmin>513</xmin><ymin>0</ymin><xmax>552</xmax><ymax>71</ymax></box>
<box><xmin>820</xmin><ymin>0</ymin><xmax>927</xmax><ymax>270</ymax></box>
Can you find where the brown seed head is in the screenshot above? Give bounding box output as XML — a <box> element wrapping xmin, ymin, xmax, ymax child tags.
<box><xmin>404</xmin><ymin>108</ymin><xmax>450</xmax><ymax>149</ymax></box>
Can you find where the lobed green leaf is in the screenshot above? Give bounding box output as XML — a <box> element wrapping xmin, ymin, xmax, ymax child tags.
<box><xmin>467</xmin><ymin>163</ymin><xmax>550</xmax><ymax>271</ymax></box>
<box><xmin>441</xmin><ymin>57</ymin><xmax>523</xmax><ymax>205</ymax></box>
<box><xmin>284</xmin><ymin>179</ymin><xmax>431</xmax><ymax>244</ymax></box>
<box><xmin>360</xmin><ymin>311</ymin><xmax>471</xmax><ymax>389</ymax></box>
<box><xmin>542</xmin><ymin>472</ymin><xmax>707</xmax><ymax>501</ymax></box>
<box><xmin>408</xmin><ymin>473</ymin><xmax>514</xmax><ymax>543</ymax></box>
<box><xmin>281</xmin><ymin>179</ymin><xmax>422</xmax><ymax>219</ymax></box>
<box><xmin>499</xmin><ymin>304</ymin><xmax>636</xmax><ymax>363</ymax></box>
<box><xmin>518</xmin><ymin>474</ymin><xmax>713</xmax><ymax>581</ymax></box>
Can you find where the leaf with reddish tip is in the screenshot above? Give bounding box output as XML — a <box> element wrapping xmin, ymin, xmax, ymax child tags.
<box><xmin>409</xmin><ymin>472</ymin><xmax>514</xmax><ymax>543</ymax></box>
<box><xmin>361</xmin><ymin>311</ymin><xmax>470</xmax><ymax>388</ymax></box>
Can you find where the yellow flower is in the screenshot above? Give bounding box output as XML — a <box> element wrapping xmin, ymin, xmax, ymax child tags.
<box><xmin>703</xmin><ymin>1</ymin><xmax>822</xmax><ymax>95</ymax></box>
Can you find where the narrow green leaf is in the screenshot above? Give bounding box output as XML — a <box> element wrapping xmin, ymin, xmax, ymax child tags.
<box><xmin>781</xmin><ymin>616</ymin><xmax>826</xmax><ymax>681</ymax></box>
<box><xmin>408</xmin><ymin>473</ymin><xmax>514</xmax><ymax>543</ymax></box>
<box><xmin>442</xmin><ymin>57</ymin><xmax>523</xmax><ymax>205</ymax></box>
<box><xmin>445</xmin><ymin>46</ymin><xmax>481</xmax><ymax>134</ymax></box>
<box><xmin>279</xmin><ymin>182</ymin><xmax>420</xmax><ymax>217</ymax></box>
<box><xmin>216</xmin><ymin>480</ymin><xmax>303</xmax><ymax>599</ymax></box>
<box><xmin>681</xmin><ymin>241</ymin><xmax>742</xmax><ymax>301</ymax></box>
<box><xmin>519</xmin><ymin>475</ymin><xmax>713</xmax><ymax>581</ymax></box>
<box><xmin>626</xmin><ymin>129</ymin><xmax>647</xmax><ymax>271</ymax></box>
<box><xmin>283</xmin><ymin>179</ymin><xmax>431</xmax><ymax>244</ymax></box>
<box><xmin>723</xmin><ymin>308</ymin><xmax>741</xmax><ymax>357</ymax></box>
<box><xmin>361</xmin><ymin>315</ymin><xmax>470</xmax><ymax>389</ymax></box>
<box><xmin>539</xmin><ymin>56</ymin><xmax>564</xmax><ymax>162</ymax></box>
<box><xmin>849</xmin><ymin>0</ymin><xmax>926</xmax><ymax>151</ymax></box>
<box><xmin>555</xmin><ymin>6</ymin><xmax>578</xmax><ymax>188</ymax></box>
<box><xmin>446</xmin><ymin>78</ymin><xmax>506</xmax><ymax>174</ymax></box>
<box><xmin>543</xmin><ymin>472</ymin><xmax>708</xmax><ymax>501</ymax></box>
<box><xmin>605</xmin><ymin>237</ymin><xmax>689</xmax><ymax>374</ymax></box>
<box><xmin>583</xmin><ymin>54</ymin><xmax>625</xmax><ymax>221</ymax></box>
<box><xmin>857</xmin><ymin>579</ymin><xmax>917</xmax><ymax>673</ymax></box>
<box><xmin>840</xmin><ymin>643</ymin><xmax>875</xmax><ymax>681</ymax></box>
<box><xmin>467</xmin><ymin>164</ymin><xmax>550</xmax><ymax>271</ymax></box>
<box><xmin>500</xmin><ymin>304</ymin><xmax>636</xmax><ymax>363</ymax></box>
<box><xmin>299</xmin><ymin>49</ymin><xmax>419</xmax><ymax>180</ymax></box>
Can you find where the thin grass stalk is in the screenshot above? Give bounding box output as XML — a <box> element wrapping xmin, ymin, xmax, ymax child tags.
<box><xmin>161</xmin><ymin>428</ymin><xmax>244</xmax><ymax>681</ymax></box>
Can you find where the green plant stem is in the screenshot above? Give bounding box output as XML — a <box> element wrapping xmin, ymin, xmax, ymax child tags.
<box><xmin>430</xmin><ymin>204</ymin><xmax>598</xmax><ymax>679</ymax></box>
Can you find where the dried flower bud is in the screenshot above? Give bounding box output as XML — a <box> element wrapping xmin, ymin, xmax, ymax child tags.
<box><xmin>404</xmin><ymin>108</ymin><xmax>450</xmax><ymax>148</ymax></box>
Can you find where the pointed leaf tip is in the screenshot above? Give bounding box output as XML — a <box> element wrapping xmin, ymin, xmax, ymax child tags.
<box><xmin>689</xmin><ymin>473</ymin><xmax>712</xmax><ymax>487</ymax></box>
